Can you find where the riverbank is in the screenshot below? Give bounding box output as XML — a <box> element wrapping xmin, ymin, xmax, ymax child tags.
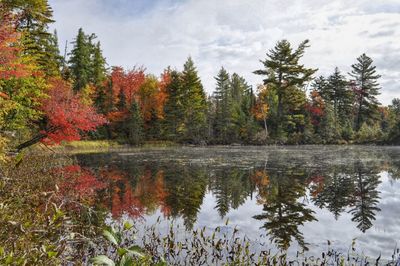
<box><xmin>51</xmin><ymin>139</ymin><xmax>389</xmax><ymax>156</ymax></box>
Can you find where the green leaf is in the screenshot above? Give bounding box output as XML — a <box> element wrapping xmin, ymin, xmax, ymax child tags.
<box><xmin>127</xmin><ymin>245</ymin><xmax>145</xmax><ymax>258</ymax></box>
<box><xmin>123</xmin><ymin>221</ymin><xmax>133</xmax><ymax>231</ymax></box>
<box><xmin>47</xmin><ymin>251</ymin><xmax>58</xmax><ymax>258</ymax></box>
<box><xmin>117</xmin><ymin>248</ymin><xmax>127</xmax><ymax>257</ymax></box>
<box><xmin>5</xmin><ymin>252</ymin><xmax>13</xmax><ymax>264</ymax></box>
<box><xmin>91</xmin><ymin>255</ymin><xmax>115</xmax><ymax>266</ymax></box>
<box><xmin>103</xmin><ymin>229</ymin><xmax>118</xmax><ymax>246</ymax></box>
<box><xmin>14</xmin><ymin>151</ymin><xmax>25</xmax><ymax>168</ymax></box>
<box><xmin>119</xmin><ymin>254</ymin><xmax>133</xmax><ymax>266</ymax></box>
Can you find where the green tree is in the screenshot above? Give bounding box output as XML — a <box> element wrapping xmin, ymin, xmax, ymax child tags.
<box><xmin>348</xmin><ymin>161</ymin><xmax>381</xmax><ymax>232</ymax></box>
<box><xmin>90</xmin><ymin>41</ymin><xmax>107</xmax><ymax>87</ymax></box>
<box><xmin>163</xmin><ymin>70</ymin><xmax>185</xmax><ymax>140</ymax></box>
<box><xmin>387</xmin><ymin>98</ymin><xmax>400</xmax><ymax>143</ymax></box>
<box><xmin>126</xmin><ymin>101</ymin><xmax>144</xmax><ymax>145</ymax></box>
<box><xmin>312</xmin><ymin>171</ymin><xmax>354</xmax><ymax>220</ymax></box>
<box><xmin>349</xmin><ymin>54</ymin><xmax>381</xmax><ymax>130</ymax></box>
<box><xmin>165</xmin><ymin>166</ymin><xmax>208</xmax><ymax>229</ymax></box>
<box><xmin>254</xmin><ymin>40</ymin><xmax>317</xmax><ymax>138</ymax></box>
<box><xmin>312</xmin><ymin>76</ymin><xmax>328</xmax><ymax>99</ymax></box>
<box><xmin>181</xmin><ymin>57</ymin><xmax>208</xmax><ymax>143</ymax></box>
<box><xmin>68</xmin><ymin>28</ymin><xmax>92</xmax><ymax>92</ymax></box>
<box><xmin>230</xmin><ymin>73</ymin><xmax>257</xmax><ymax>143</ymax></box>
<box><xmin>213</xmin><ymin>67</ymin><xmax>232</xmax><ymax>143</ymax></box>
<box><xmin>326</xmin><ymin>67</ymin><xmax>353</xmax><ymax>129</ymax></box>
<box><xmin>253</xmin><ymin>169</ymin><xmax>316</xmax><ymax>251</ymax></box>
<box><xmin>210</xmin><ymin>168</ymin><xmax>253</xmax><ymax>218</ymax></box>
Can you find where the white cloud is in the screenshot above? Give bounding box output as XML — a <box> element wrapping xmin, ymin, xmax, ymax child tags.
<box><xmin>49</xmin><ymin>0</ymin><xmax>400</xmax><ymax>105</ymax></box>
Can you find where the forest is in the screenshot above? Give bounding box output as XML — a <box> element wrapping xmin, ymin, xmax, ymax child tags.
<box><xmin>2</xmin><ymin>1</ymin><xmax>400</xmax><ymax>265</ymax></box>
<box><xmin>2</xmin><ymin>0</ymin><xmax>400</xmax><ymax>156</ymax></box>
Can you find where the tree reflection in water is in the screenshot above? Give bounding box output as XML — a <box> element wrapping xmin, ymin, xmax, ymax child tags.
<box><xmin>55</xmin><ymin>150</ymin><xmax>391</xmax><ymax>251</ymax></box>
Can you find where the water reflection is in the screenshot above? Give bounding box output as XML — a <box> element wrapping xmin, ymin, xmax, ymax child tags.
<box><xmin>253</xmin><ymin>170</ymin><xmax>317</xmax><ymax>250</ymax></box>
<box><xmin>56</xmin><ymin>147</ymin><xmax>400</xmax><ymax>252</ymax></box>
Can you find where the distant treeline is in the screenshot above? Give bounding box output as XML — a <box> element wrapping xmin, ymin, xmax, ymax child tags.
<box><xmin>2</xmin><ymin>0</ymin><xmax>400</xmax><ymax>157</ymax></box>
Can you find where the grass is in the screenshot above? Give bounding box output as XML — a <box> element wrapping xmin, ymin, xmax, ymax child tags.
<box><xmin>53</xmin><ymin>140</ymin><xmax>179</xmax><ymax>154</ymax></box>
<box><xmin>91</xmin><ymin>218</ymin><xmax>400</xmax><ymax>266</ymax></box>
<box><xmin>62</xmin><ymin>140</ymin><xmax>121</xmax><ymax>150</ymax></box>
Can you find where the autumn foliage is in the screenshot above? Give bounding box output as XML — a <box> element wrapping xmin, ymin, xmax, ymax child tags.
<box><xmin>57</xmin><ymin>165</ymin><xmax>107</xmax><ymax>199</ymax></box>
<box><xmin>41</xmin><ymin>78</ymin><xmax>107</xmax><ymax>144</ymax></box>
<box><xmin>306</xmin><ymin>90</ymin><xmax>325</xmax><ymax>126</ymax></box>
<box><xmin>0</xmin><ymin>14</ymin><xmax>24</xmax><ymax>80</ymax></box>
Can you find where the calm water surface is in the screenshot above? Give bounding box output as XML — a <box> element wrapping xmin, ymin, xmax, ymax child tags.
<box><xmin>69</xmin><ymin>146</ymin><xmax>400</xmax><ymax>257</ymax></box>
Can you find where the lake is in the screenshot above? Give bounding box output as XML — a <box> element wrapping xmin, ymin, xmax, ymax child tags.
<box><xmin>66</xmin><ymin>146</ymin><xmax>400</xmax><ymax>259</ymax></box>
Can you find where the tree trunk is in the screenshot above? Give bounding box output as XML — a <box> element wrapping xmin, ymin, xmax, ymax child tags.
<box><xmin>15</xmin><ymin>126</ymin><xmax>60</xmax><ymax>152</ymax></box>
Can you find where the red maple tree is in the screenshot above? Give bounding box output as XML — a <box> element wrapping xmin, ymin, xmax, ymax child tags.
<box><xmin>41</xmin><ymin>78</ymin><xmax>107</xmax><ymax>144</ymax></box>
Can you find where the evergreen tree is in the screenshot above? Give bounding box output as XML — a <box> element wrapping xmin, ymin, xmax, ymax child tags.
<box><xmin>254</xmin><ymin>40</ymin><xmax>317</xmax><ymax>137</ymax></box>
<box><xmin>348</xmin><ymin>161</ymin><xmax>381</xmax><ymax>232</ymax></box>
<box><xmin>326</xmin><ymin>67</ymin><xmax>353</xmax><ymax>129</ymax></box>
<box><xmin>230</xmin><ymin>73</ymin><xmax>256</xmax><ymax>142</ymax></box>
<box><xmin>230</xmin><ymin>73</ymin><xmax>247</xmax><ymax>103</ymax></box>
<box><xmin>213</xmin><ymin>67</ymin><xmax>232</xmax><ymax>143</ymax></box>
<box><xmin>349</xmin><ymin>54</ymin><xmax>381</xmax><ymax>130</ymax></box>
<box><xmin>43</xmin><ymin>30</ymin><xmax>63</xmax><ymax>76</ymax></box>
<box><xmin>69</xmin><ymin>28</ymin><xmax>92</xmax><ymax>92</ymax></box>
<box><xmin>126</xmin><ymin>101</ymin><xmax>144</xmax><ymax>145</ymax></box>
<box><xmin>2</xmin><ymin>0</ymin><xmax>62</xmax><ymax>77</ymax></box>
<box><xmin>253</xmin><ymin>170</ymin><xmax>316</xmax><ymax>251</ymax></box>
<box><xmin>312</xmin><ymin>172</ymin><xmax>354</xmax><ymax>220</ymax></box>
<box><xmin>117</xmin><ymin>89</ymin><xmax>127</xmax><ymax>111</ymax></box>
<box><xmin>165</xmin><ymin>166</ymin><xmax>208</xmax><ymax>230</ymax></box>
<box><xmin>181</xmin><ymin>57</ymin><xmax>208</xmax><ymax>143</ymax></box>
<box><xmin>90</xmin><ymin>41</ymin><xmax>107</xmax><ymax>87</ymax></box>
<box><xmin>163</xmin><ymin>70</ymin><xmax>185</xmax><ymax>140</ymax></box>
<box><xmin>319</xmin><ymin>103</ymin><xmax>340</xmax><ymax>143</ymax></box>
<box><xmin>210</xmin><ymin>169</ymin><xmax>252</xmax><ymax>218</ymax></box>
<box><xmin>313</xmin><ymin>76</ymin><xmax>328</xmax><ymax>100</ymax></box>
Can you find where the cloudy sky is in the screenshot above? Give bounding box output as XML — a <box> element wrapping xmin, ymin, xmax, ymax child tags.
<box><xmin>48</xmin><ymin>0</ymin><xmax>400</xmax><ymax>105</ymax></box>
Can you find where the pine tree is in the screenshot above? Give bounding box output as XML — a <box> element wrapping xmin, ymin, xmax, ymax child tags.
<box><xmin>90</xmin><ymin>41</ymin><xmax>107</xmax><ymax>87</ymax></box>
<box><xmin>348</xmin><ymin>161</ymin><xmax>381</xmax><ymax>232</ymax></box>
<box><xmin>254</xmin><ymin>40</ymin><xmax>317</xmax><ymax>137</ymax></box>
<box><xmin>2</xmin><ymin>0</ymin><xmax>62</xmax><ymax>77</ymax></box>
<box><xmin>126</xmin><ymin>101</ymin><xmax>144</xmax><ymax>145</ymax></box>
<box><xmin>181</xmin><ymin>57</ymin><xmax>208</xmax><ymax>143</ymax></box>
<box><xmin>313</xmin><ymin>76</ymin><xmax>328</xmax><ymax>100</ymax></box>
<box><xmin>213</xmin><ymin>67</ymin><xmax>232</xmax><ymax>143</ymax></box>
<box><xmin>44</xmin><ymin>30</ymin><xmax>63</xmax><ymax>76</ymax></box>
<box><xmin>69</xmin><ymin>28</ymin><xmax>92</xmax><ymax>92</ymax></box>
<box><xmin>349</xmin><ymin>54</ymin><xmax>381</xmax><ymax>130</ymax></box>
<box><xmin>117</xmin><ymin>89</ymin><xmax>127</xmax><ymax>111</ymax></box>
<box><xmin>230</xmin><ymin>73</ymin><xmax>257</xmax><ymax>142</ymax></box>
<box><xmin>326</xmin><ymin>67</ymin><xmax>353</xmax><ymax>129</ymax></box>
<box><xmin>163</xmin><ymin>70</ymin><xmax>185</xmax><ymax>140</ymax></box>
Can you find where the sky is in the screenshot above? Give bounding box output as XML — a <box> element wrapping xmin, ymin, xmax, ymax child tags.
<box><xmin>48</xmin><ymin>0</ymin><xmax>400</xmax><ymax>105</ymax></box>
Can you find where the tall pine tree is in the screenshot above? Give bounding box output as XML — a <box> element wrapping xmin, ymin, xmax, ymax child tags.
<box><xmin>68</xmin><ymin>28</ymin><xmax>92</xmax><ymax>92</ymax></box>
<box><xmin>163</xmin><ymin>70</ymin><xmax>185</xmax><ymax>140</ymax></box>
<box><xmin>213</xmin><ymin>67</ymin><xmax>232</xmax><ymax>143</ymax></box>
<box><xmin>326</xmin><ymin>67</ymin><xmax>353</xmax><ymax>129</ymax></box>
<box><xmin>349</xmin><ymin>53</ymin><xmax>381</xmax><ymax>130</ymax></box>
<box><xmin>181</xmin><ymin>57</ymin><xmax>208</xmax><ymax>143</ymax></box>
<box><xmin>254</xmin><ymin>40</ymin><xmax>317</xmax><ymax>137</ymax></box>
